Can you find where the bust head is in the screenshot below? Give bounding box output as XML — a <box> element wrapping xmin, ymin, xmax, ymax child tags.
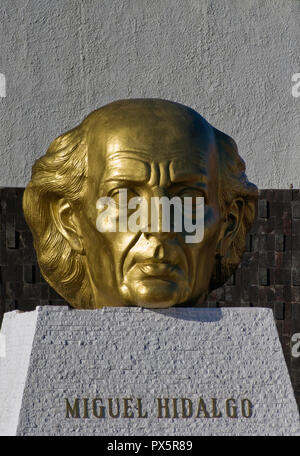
<box><xmin>23</xmin><ymin>99</ymin><xmax>258</xmax><ymax>309</ymax></box>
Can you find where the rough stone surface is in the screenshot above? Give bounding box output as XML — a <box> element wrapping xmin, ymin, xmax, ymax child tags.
<box><xmin>0</xmin><ymin>306</ymin><xmax>299</xmax><ymax>436</ymax></box>
<box><xmin>0</xmin><ymin>0</ymin><xmax>299</xmax><ymax>189</ymax></box>
<box><xmin>0</xmin><ymin>310</ymin><xmax>37</xmax><ymax>436</ymax></box>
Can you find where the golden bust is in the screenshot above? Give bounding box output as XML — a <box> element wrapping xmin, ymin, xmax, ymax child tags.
<box><xmin>23</xmin><ymin>99</ymin><xmax>257</xmax><ymax>309</ymax></box>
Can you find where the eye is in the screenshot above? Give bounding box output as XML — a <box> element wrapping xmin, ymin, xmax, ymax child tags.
<box><xmin>177</xmin><ymin>188</ymin><xmax>205</xmax><ymax>200</ymax></box>
<box><xmin>176</xmin><ymin>188</ymin><xmax>206</xmax><ymax>213</ymax></box>
<box><xmin>109</xmin><ymin>188</ymin><xmax>139</xmax><ymax>207</ymax></box>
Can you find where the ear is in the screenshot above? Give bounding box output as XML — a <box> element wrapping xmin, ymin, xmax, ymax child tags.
<box><xmin>50</xmin><ymin>198</ymin><xmax>85</xmax><ymax>254</ymax></box>
<box><xmin>216</xmin><ymin>198</ymin><xmax>245</xmax><ymax>261</ymax></box>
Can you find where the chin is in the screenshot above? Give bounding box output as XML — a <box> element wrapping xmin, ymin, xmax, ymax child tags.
<box><xmin>135</xmin><ymin>299</ymin><xmax>177</xmax><ymax>309</ymax></box>
<box><xmin>122</xmin><ymin>278</ymin><xmax>191</xmax><ymax>309</ymax></box>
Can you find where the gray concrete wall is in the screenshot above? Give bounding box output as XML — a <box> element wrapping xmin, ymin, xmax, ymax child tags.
<box><xmin>0</xmin><ymin>0</ymin><xmax>299</xmax><ymax>188</ymax></box>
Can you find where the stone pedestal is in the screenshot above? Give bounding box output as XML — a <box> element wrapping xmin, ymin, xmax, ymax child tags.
<box><xmin>0</xmin><ymin>306</ymin><xmax>299</xmax><ymax>436</ymax></box>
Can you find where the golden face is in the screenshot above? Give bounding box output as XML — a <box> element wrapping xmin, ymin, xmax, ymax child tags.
<box><xmin>74</xmin><ymin>104</ymin><xmax>225</xmax><ymax>308</ymax></box>
<box><xmin>23</xmin><ymin>99</ymin><xmax>258</xmax><ymax>309</ymax></box>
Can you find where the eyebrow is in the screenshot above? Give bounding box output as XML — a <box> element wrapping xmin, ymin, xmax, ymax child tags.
<box><xmin>102</xmin><ymin>177</ymin><xmax>147</xmax><ymax>187</ymax></box>
<box><xmin>102</xmin><ymin>172</ymin><xmax>149</xmax><ymax>184</ymax></box>
<box><xmin>169</xmin><ymin>179</ymin><xmax>209</xmax><ymax>202</ymax></box>
<box><xmin>170</xmin><ymin>171</ymin><xmax>208</xmax><ymax>184</ymax></box>
<box><xmin>101</xmin><ymin>154</ymin><xmax>209</xmax><ymax>189</ymax></box>
<box><xmin>102</xmin><ymin>157</ymin><xmax>150</xmax><ymax>183</ymax></box>
<box><xmin>101</xmin><ymin>176</ymin><xmax>209</xmax><ymax>198</ymax></box>
<box><xmin>102</xmin><ymin>171</ymin><xmax>208</xmax><ymax>185</ymax></box>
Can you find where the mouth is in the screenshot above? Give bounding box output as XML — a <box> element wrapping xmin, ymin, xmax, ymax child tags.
<box><xmin>136</xmin><ymin>260</ymin><xmax>179</xmax><ymax>278</ymax></box>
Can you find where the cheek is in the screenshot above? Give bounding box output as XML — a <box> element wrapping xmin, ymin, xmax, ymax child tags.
<box><xmin>102</xmin><ymin>232</ymin><xmax>138</xmax><ymax>259</ymax></box>
<box><xmin>79</xmin><ymin>197</ymin><xmax>140</xmax><ymax>261</ymax></box>
<box><xmin>86</xmin><ymin>226</ymin><xmax>138</xmax><ymax>273</ymax></box>
<box><xmin>184</xmin><ymin>205</ymin><xmax>222</xmax><ymax>267</ymax></box>
<box><xmin>203</xmin><ymin>205</ymin><xmax>223</xmax><ymax>239</ymax></box>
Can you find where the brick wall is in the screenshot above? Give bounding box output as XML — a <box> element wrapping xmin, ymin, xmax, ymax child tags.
<box><xmin>0</xmin><ymin>188</ymin><xmax>299</xmax><ymax>407</ymax></box>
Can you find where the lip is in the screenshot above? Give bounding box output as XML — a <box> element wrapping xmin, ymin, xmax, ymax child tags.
<box><xmin>137</xmin><ymin>262</ymin><xmax>178</xmax><ymax>277</ymax></box>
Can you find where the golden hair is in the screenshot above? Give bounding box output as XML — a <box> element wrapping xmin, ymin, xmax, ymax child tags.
<box><xmin>209</xmin><ymin>127</ymin><xmax>258</xmax><ymax>291</ymax></box>
<box><xmin>23</xmin><ymin>125</ymin><xmax>93</xmax><ymax>308</ymax></box>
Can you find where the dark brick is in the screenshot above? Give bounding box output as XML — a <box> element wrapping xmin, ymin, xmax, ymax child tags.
<box><xmin>274</xmin><ymin>302</ymin><xmax>285</xmax><ymax>320</ymax></box>
<box><xmin>224</xmin><ymin>286</ymin><xmax>234</xmax><ymax>302</ymax></box>
<box><xmin>0</xmin><ymin>200</ymin><xmax>7</xmax><ymax>215</ymax></box>
<box><xmin>293</xmin><ymin>221</ymin><xmax>300</xmax><ymax>238</ymax></box>
<box><xmin>292</xmin><ymin>269</ymin><xmax>300</xmax><ymax>286</ymax></box>
<box><xmin>254</xmin><ymin>217</ymin><xmax>275</xmax><ymax>234</ymax></box>
<box><xmin>17</xmin><ymin>299</ymin><xmax>38</xmax><ymax>311</ymax></box>
<box><xmin>15</xmin><ymin>214</ymin><xmax>28</xmax><ymax>231</ymax></box>
<box><xmin>6</xmin><ymin>224</ymin><xmax>16</xmax><ymax>249</ymax></box>
<box><xmin>274</xmin><ymin>268</ymin><xmax>291</xmax><ymax>285</ymax></box>
<box><xmin>292</xmin><ymin>234</ymin><xmax>300</xmax><ymax>248</ymax></box>
<box><xmin>49</xmin><ymin>299</ymin><xmax>67</xmax><ymax>307</ymax></box>
<box><xmin>293</xmin><ymin>190</ymin><xmax>300</xmax><ymax>201</ymax></box>
<box><xmin>244</xmin><ymin>234</ymin><xmax>252</xmax><ymax>252</ymax></box>
<box><xmin>49</xmin><ymin>287</ymin><xmax>63</xmax><ymax>299</ymax></box>
<box><xmin>212</xmin><ymin>286</ymin><xmax>225</xmax><ymax>301</ymax></box>
<box><xmin>258</xmin><ymin>200</ymin><xmax>269</xmax><ymax>218</ymax></box>
<box><xmin>19</xmin><ymin>231</ymin><xmax>34</xmax><ymax>249</ymax></box>
<box><xmin>35</xmin><ymin>268</ymin><xmax>47</xmax><ymax>283</ymax></box>
<box><xmin>4</xmin><ymin>299</ymin><xmax>16</xmax><ymax>312</ymax></box>
<box><xmin>5</xmin><ymin>197</ymin><xmax>16</xmax><ymax>215</ymax></box>
<box><xmin>23</xmin><ymin>283</ymin><xmax>40</xmax><ymax>299</ymax></box>
<box><xmin>275</xmin><ymin>234</ymin><xmax>285</xmax><ymax>252</ymax></box>
<box><xmin>23</xmin><ymin>264</ymin><xmax>35</xmax><ymax>283</ymax></box>
<box><xmin>292</xmin><ymin>287</ymin><xmax>300</xmax><ymax>303</ymax></box>
<box><xmin>39</xmin><ymin>299</ymin><xmax>51</xmax><ymax>306</ymax></box>
<box><xmin>258</xmin><ymin>252</ymin><xmax>275</xmax><ymax>268</ymax></box>
<box><xmin>291</xmin><ymin>365</ymin><xmax>300</xmax><ymax>378</ymax></box>
<box><xmin>259</xmin><ymin>189</ymin><xmax>273</xmax><ymax>200</ymax></box>
<box><xmin>283</xmin><ymin>234</ymin><xmax>292</xmax><ymax>251</ymax></box>
<box><xmin>207</xmin><ymin>302</ymin><xmax>219</xmax><ymax>308</ymax></box>
<box><xmin>6</xmin><ymin>248</ymin><xmax>23</xmax><ymax>265</ymax></box>
<box><xmin>15</xmin><ymin>188</ymin><xmax>24</xmax><ymax>198</ymax></box>
<box><xmin>40</xmin><ymin>284</ymin><xmax>49</xmax><ymax>299</ymax></box>
<box><xmin>5</xmin><ymin>282</ymin><xmax>23</xmax><ymax>299</ymax></box>
<box><xmin>292</xmin><ymin>202</ymin><xmax>300</xmax><ymax>219</ymax></box>
<box><xmin>252</xmin><ymin>234</ymin><xmax>267</xmax><ymax>252</ymax></box>
<box><xmin>274</xmin><ymin>190</ymin><xmax>292</xmax><ymax>202</ymax></box>
<box><xmin>249</xmin><ymin>286</ymin><xmax>259</xmax><ymax>304</ymax></box>
<box><xmin>293</xmin><ymin>307</ymin><xmax>300</xmax><ymax>324</ymax></box>
<box><xmin>241</xmin><ymin>251</ymin><xmax>257</xmax><ymax>267</ymax></box>
<box><xmin>275</xmin><ymin>215</ymin><xmax>292</xmax><ymax>235</ymax></box>
<box><xmin>3</xmin><ymin>264</ymin><xmax>22</xmax><ymax>282</ymax></box>
<box><xmin>292</xmin><ymin>252</ymin><xmax>300</xmax><ymax>269</ymax></box>
<box><xmin>275</xmin><ymin>252</ymin><xmax>291</xmax><ymax>269</ymax></box>
<box><xmin>23</xmin><ymin>247</ymin><xmax>36</xmax><ymax>263</ymax></box>
<box><xmin>259</xmin><ymin>268</ymin><xmax>269</xmax><ymax>286</ymax></box>
<box><xmin>274</xmin><ymin>286</ymin><xmax>291</xmax><ymax>302</ymax></box>
<box><xmin>265</xmin><ymin>234</ymin><xmax>275</xmax><ymax>251</ymax></box>
<box><xmin>226</xmin><ymin>273</ymin><xmax>235</xmax><ymax>286</ymax></box>
<box><xmin>276</xmin><ymin>320</ymin><xmax>283</xmax><ymax>338</ymax></box>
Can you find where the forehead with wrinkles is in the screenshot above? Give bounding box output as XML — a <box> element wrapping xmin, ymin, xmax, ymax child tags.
<box><xmin>83</xmin><ymin>99</ymin><xmax>217</xmax><ymax>184</ymax></box>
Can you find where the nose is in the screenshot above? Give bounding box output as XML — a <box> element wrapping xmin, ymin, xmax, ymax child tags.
<box><xmin>144</xmin><ymin>229</ymin><xmax>174</xmax><ymax>244</ymax></box>
<box><xmin>143</xmin><ymin>232</ymin><xmax>167</xmax><ymax>259</ymax></box>
<box><xmin>144</xmin><ymin>186</ymin><xmax>178</xmax><ymax>240</ymax></box>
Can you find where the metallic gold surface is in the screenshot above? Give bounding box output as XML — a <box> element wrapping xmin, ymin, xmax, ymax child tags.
<box><xmin>23</xmin><ymin>99</ymin><xmax>258</xmax><ymax>309</ymax></box>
